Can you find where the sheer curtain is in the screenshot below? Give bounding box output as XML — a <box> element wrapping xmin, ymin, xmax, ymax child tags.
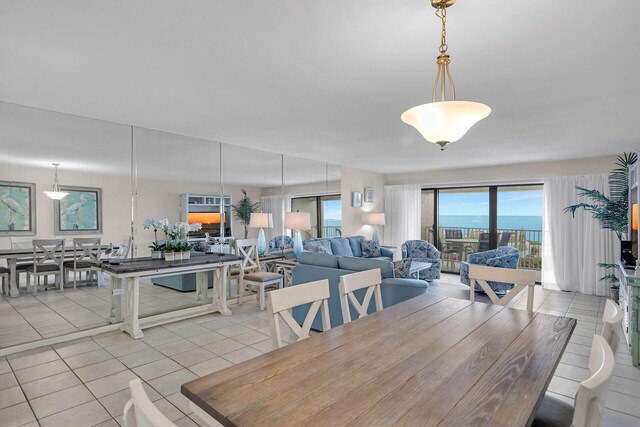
<box><xmin>260</xmin><ymin>195</ymin><xmax>291</xmax><ymax>242</ymax></box>
<box><xmin>383</xmin><ymin>185</ymin><xmax>422</xmax><ymax>249</ymax></box>
<box><xmin>542</xmin><ymin>174</ymin><xmax>619</xmax><ymax>296</ymax></box>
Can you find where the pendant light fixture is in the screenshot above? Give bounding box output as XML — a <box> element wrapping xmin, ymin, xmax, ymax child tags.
<box><xmin>401</xmin><ymin>0</ymin><xmax>490</xmax><ymax>151</ymax></box>
<box><xmin>43</xmin><ymin>163</ymin><xmax>69</xmax><ymax>200</ymax></box>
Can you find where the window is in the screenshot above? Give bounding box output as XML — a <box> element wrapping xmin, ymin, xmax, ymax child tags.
<box><xmin>291</xmin><ymin>194</ymin><xmax>341</xmax><ymax>239</ymax></box>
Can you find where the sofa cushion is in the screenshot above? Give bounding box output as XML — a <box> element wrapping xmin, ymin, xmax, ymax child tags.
<box><xmin>360</xmin><ymin>239</ymin><xmax>382</xmax><ymax>258</ymax></box>
<box><xmin>330</xmin><ymin>238</ymin><xmax>354</xmax><ymax>257</ymax></box>
<box><xmin>338</xmin><ymin>257</ymin><xmax>394</xmax><ymax>279</ymax></box>
<box><xmin>393</xmin><ymin>259</ymin><xmax>412</xmax><ymax>278</ymax></box>
<box><xmin>347</xmin><ymin>236</ymin><xmax>364</xmax><ymax>257</ymax></box>
<box><xmin>303</xmin><ymin>240</ymin><xmax>333</xmax><ymax>255</ymax></box>
<box><xmin>298</xmin><ymin>252</ymin><xmax>340</xmax><ymax>268</ymax></box>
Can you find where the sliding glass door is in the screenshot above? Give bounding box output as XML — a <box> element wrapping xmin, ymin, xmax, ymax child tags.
<box><xmin>421</xmin><ymin>184</ymin><xmax>543</xmax><ymax>274</ymax></box>
<box><xmin>291</xmin><ymin>194</ymin><xmax>341</xmax><ymax>239</ymax></box>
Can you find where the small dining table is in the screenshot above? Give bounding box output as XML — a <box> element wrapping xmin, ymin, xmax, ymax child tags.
<box><xmin>182</xmin><ymin>294</ymin><xmax>576</xmax><ymax>427</ymax></box>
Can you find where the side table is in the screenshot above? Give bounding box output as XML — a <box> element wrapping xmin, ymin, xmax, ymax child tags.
<box><xmin>274</xmin><ymin>259</ymin><xmax>299</xmax><ymax>287</ymax></box>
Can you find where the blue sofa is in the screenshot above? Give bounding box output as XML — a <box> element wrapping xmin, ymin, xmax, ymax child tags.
<box><xmin>401</xmin><ymin>240</ymin><xmax>442</xmax><ymax>281</ymax></box>
<box><xmin>291</xmin><ymin>252</ymin><xmax>429</xmax><ymax>331</ymax></box>
<box><xmin>302</xmin><ymin>236</ymin><xmax>394</xmax><ymax>261</ymax></box>
<box><xmin>460</xmin><ymin>246</ymin><xmax>520</xmax><ymax>293</ymax></box>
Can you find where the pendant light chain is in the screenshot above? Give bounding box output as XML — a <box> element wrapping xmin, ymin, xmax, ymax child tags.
<box><xmin>437</xmin><ymin>5</ymin><xmax>448</xmax><ymax>53</ymax></box>
<box><xmin>432</xmin><ymin>3</ymin><xmax>456</xmax><ymax>103</ymax></box>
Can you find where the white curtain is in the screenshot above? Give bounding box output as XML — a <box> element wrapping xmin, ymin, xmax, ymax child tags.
<box><xmin>542</xmin><ymin>174</ymin><xmax>620</xmax><ymax>296</ymax></box>
<box><xmin>384</xmin><ymin>185</ymin><xmax>422</xmax><ymax>249</ymax></box>
<box><xmin>260</xmin><ymin>195</ymin><xmax>292</xmax><ymax>243</ymax></box>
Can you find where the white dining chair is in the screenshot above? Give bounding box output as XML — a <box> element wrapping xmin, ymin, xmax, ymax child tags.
<box><xmin>533</xmin><ymin>334</ymin><xmax>615</xmax><ymax>427</ymax></box>
<box><xmin>0</xmin><ymin>267</ymin><xmax>9</xmax><ymax>296</ymax></box>
<box><xmin>64</xmin><ymin>237</ymin><xmax>102</xmax><ymax>289</ymax></box>
<box><xmin>267</xmin><ymin>279</ymin><xmax>331</xmax><ymax>349</ymax></box>
<box><xmin>123</xmin><ymin>378</ymin><xmax>176</xmax><ymax>427</ymax></box>
<box><xmin>25</xmin><ymin>239</ymin><xmax>66</xmax><ymax>294</ymax></box>
<box><xmin>235</xmin><ymin>238</ymin><xmax>283</xmax><ymax>310</ymax></box>
<box><xmin>601</xmin><ymin>299</ymin><xmax>623</xmax><ymax>353</ymax></box>
<box><xmin>338</xmin><ymin>268</ymin><xmax>383</xmax><ymax>324</ymax></box>
<box><xmin>468</xmin><ymin>264</ymin><xmax>538</xmax><ymax>312</ymax></box>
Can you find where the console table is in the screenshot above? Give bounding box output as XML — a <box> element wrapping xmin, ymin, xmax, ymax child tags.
<box><xmin>618</xmin><ymin>261</ymin><xmax>640</xmax><ymax>365</ymax></box>
<box><xmin>102</xmin><ymin>253</ymin><xmax>243</xmax><ymax>339</ymax></box>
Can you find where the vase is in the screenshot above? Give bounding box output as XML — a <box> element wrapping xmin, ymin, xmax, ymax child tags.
<box><xmin>165</xmin><ymin>252</ymin><xmax>175</xmax><ymax>261</ymax></box>
<box><xmin>174</xmin><ymin>251</ymin><xmax>183</xmax><ymax>261</ymax></box>
<box><xmin>151</xmin><ymin>250</ymin><xmax>164</xmax><ymax>260</ymax></box>
<box><xmin>182</xmin><ymin>251</ymin><xmax>191</xmax><ymax>260</ymax></box>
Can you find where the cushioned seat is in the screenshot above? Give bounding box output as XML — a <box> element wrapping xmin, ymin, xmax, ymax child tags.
<box><xmin>228</xmin><ymin>266</ymin><xmax>242</xmax><ymax>276</ymax></box>
<box><xmin>460</xmin><ymin>246</ymin><xmax>520</xmax><ymax>293</ymax></box>
<box><xmin>243</xmin><ymin>272</ymin><xmax>283</xmax><ymax>282</ymax></box>
<box><xmin>24</xmin><ymin>264</ymin><xmax>63</xmax><ymax>273</ymax></box>
<box><xmin>531</xmin><ymin>394</ymin><xmax>574</xmax><ymax>427</ymax></box>
<box><xmin>63</xmin><ymin>260</ymin><xmax>96</xmax><ymax>269</ymax></box>
<box><xmin>401</xmin><ymin>240</ymin><xmax>441</xmax><ymax>281</ymax></box>
<box><xmin>0</xmin><ymin>267</ymin><xmax>8</xmax><ymax>273</ymax></box>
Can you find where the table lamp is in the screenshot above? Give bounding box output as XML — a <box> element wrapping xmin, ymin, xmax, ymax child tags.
<box><xmin>250</xmin><ymin>213</ymin><xmax>273</xmax><ymax>255</ymax></box>
<box><xmin>366</xmin><ymin>213</ymin><xmax>385</xmax><ymax>243</ymax></box>
<box><xmin>285</xmin><ymin>212</ymin><xmax>310</xmax><ymax>259</ymax></box>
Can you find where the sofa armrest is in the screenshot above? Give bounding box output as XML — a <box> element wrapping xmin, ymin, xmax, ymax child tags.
<box><xmin>380</xmin><ymin>247</ymin><xmax>395</xmax><ymax>261</ymax></box>
<box><xmin>382</xmin><ymin>278</ymin><xmax>429</xmax><ymax>288</ymax></box>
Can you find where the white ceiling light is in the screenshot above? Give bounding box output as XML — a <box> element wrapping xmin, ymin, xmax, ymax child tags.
<box><xmin>43</xmin><ymin>163</ymin><xmax>69</xmax><ymax>200</ymax></box>
<box><xmin>401</xmin><ymin>0</ymin><xmax>491</xmax><ymax>151</ymax></box>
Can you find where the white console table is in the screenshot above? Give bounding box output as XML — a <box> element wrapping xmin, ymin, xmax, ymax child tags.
<box><xmin>618</xmin><ymin>261</ymin><xmax>640</xmax><ymax>365</ymax></box>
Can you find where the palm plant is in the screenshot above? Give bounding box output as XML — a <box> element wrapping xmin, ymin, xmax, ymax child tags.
<box><xmin>232</xmin><ymin>189</ymin><xmax>260</xmax><ymax>238</ymax></box>
<box><xmin>564</xmin><ymin>152</ymin><xmax>637</xmax><ymax>289</ymax></box>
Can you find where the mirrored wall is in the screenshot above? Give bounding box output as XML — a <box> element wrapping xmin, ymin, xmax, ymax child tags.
<box><xmin>0</xmin><ymin>101</ymin><xmax>341</xmax><ymax>350</ymax></box>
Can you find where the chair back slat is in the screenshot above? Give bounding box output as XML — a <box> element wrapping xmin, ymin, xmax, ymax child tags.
<box><xmin>469</xmin><ymin>264</ymin><xmax>535</xmax><ymax>286</ymax></box>
<box><xmin>267</xmin><ymin>279</ymin><xmax>331</xmax><ymax>349</ymax></box>
<box><xmin>572</xmin><ymin>335</ymin><xmax>615</xmax><ymax>427</ymax></box>
<box><xmin>32</xmin><ymin>239</ymin><xmax>65</xmax><ymax>271</ymax></box>
<box><xmin>602</xmin><ymin>299</ymin><xmax>623</xmax><ymax>353</ymax></box>
<box><xmin>72</xmin><ymin>237</ymin><xmax>102</xmax><ymax>264</ymax></box>
<box><xmin>232</xmin><ymin>238</ymin><xmax>260</xmax><ymax>272</ymax></box>
<box><xmin>124</xmin><ymin>379</ymin><xmax>176</xmax><ymax>427</ymax></box>
<box><xmin>338</xmin><ymin>269</ymin><xmax>383</xmax><ymax>323</ymax></box>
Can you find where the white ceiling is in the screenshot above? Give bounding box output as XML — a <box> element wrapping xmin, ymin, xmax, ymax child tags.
<box><xmin>1</xmin><ymin>0</ymin><xmax>639</xmax><ymax>174</ymax></box>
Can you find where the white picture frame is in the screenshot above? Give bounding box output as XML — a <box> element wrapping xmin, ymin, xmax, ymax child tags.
<box><xmin>364</xmin><ymin>187</ymin><xmax>374</xmax><ymax>203</ymax></box>
<box><xmin>351</xmin><ymin>192</ymin><xmax>362</xmax><ymax>208</ymax></box>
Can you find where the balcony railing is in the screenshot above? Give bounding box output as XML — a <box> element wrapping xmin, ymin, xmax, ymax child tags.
<box><xmin>428</xmin><ymin>226</ymin><xmax>542</xmax><ymax>270</ymax></box>
<box><xmin>322</xmin><ymin>225</ymin><xmax>341</xmax><ymax>238</ymax></box>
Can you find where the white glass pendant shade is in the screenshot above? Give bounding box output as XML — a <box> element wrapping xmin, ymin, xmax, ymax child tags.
<box><xmin>401</xmin><ymin>101</ymin><xmax>490</xmax><ymax>149</ymax></box>
<box><xmin>44</xmin><ymin>190</ymin><xmax>69</xmax><ymax>200</ymax></box>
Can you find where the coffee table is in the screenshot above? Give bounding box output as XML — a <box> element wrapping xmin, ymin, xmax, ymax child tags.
<box><xmin>409</xmin><ymin>261</ymin><xmax>432</xmax><ymax>279</ymax></box>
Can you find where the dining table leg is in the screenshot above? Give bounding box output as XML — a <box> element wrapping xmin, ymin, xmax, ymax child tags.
<box><xmin>109</xmin><ymin>277</ymin><xmax>123</xmax><ymax>323</ymax></box>
<box><xmin>8</xmin><ymin>258</ymin><xmax>19</xmax><ymax>297</ymax></box>
<box><xmin>195</xmin><ymin>271</ymin><xmax>209</xmax><ymax>304</ymax></box>
<box><xmin>120</xmin><ymin>277</ymin><xmax>143</xmax><ymax>339</ymax></box>
<box><xmin>212</xmin><ymin>264</ymin><xmax>232</xmax><ymax>316</ymax></box>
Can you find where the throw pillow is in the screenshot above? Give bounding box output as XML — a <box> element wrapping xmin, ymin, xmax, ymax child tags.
<box><xmin>317</xmin><ymin>246</ymin><xmax>331</xmax><ymax>254</ymax></box>
<box><xmin>360</xmin><ymin>239</ymin><xmax>382</xmax><ymax>258</ymax></box>
<box><xmin>303</xmin><ymin>241</ymin><xmax>322</xmax><ymax>253</ymax></box>
<box><xmin>394</xmin><ymin>259</ymin><xmax>412</xmax><ymax>278</ymax></box>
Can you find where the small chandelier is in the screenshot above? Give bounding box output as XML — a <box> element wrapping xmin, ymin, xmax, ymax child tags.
<box><xmin>401</xmin><ymin>0</ymin><xmax>491</xmax><ymax>151</ymax></box>
<box><xmin>43</xmin><ymin>163</ymin><xmax>69</xmax><ymax>200</ymax></box>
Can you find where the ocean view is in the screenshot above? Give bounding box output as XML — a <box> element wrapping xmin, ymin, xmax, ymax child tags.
<box><xmin>440</xmin><ymin>215</ymin><xmax>542</xmax><ymax>231</ymax></box>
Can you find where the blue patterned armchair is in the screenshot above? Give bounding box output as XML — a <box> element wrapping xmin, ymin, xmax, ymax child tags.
<box><xmin>269</xmin><ymin>236</ymin><xmax>293</xmax><ymax>251</ymax></box>
<box><xmin>460</xmin><ymin>246</ymin><xmax>520</xmax><ymax>293</ymax></box>
<box><xmin>401</xmin><ymin>240</ymin><xmax>441</xmax><ymax>281</ymax></box>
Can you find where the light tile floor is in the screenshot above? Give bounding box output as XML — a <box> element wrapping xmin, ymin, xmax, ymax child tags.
<box><xmin>0</xmin><ymin>274</ymin><xmax>638</xmax><ymax>426</ymax></box>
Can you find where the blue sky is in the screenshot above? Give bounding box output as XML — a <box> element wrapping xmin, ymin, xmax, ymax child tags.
<box><xmin>322</xmin><ymin>200</ymin><xmax>342</xmax><ymax>222</ymax></box>
<box><xmin>439</xmin><ymin>190</ymin><xmax>543</xmax><ymax>216</ymax></box>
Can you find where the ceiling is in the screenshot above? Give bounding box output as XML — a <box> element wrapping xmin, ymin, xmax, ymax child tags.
<box><xmin>1</xmin><ymin>0</ymin><xmax>639</xmax><ymax>174</ymax></box>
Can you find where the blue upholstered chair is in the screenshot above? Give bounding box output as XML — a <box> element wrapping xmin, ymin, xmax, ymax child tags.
<box><xmin>460</xmin><ymin>246</ymin><xmax>520</xmax><ymax>293</ymax></box>
<box><xmin>269</xmin><ymin>236</ymin><xmax>293</xmax><ymax>252</ymax></box>
<box><xmin>401</xmin><ymin>240</ymin><xmax>441</xmax><ymax>281</ymax></box>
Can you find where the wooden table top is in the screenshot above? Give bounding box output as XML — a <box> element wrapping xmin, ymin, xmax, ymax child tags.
<box><xmin>100</xmin><ymin>253</ymin><xmax>243</xmax><ymax>275</ymax></box>
<box><xmin>181</xmin><ymin>294</ymin><xmax>576</xmax><ymax>427</ymax></box>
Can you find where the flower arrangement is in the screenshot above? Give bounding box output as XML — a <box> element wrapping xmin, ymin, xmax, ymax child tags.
<box><xmin>144</xmin><ymin>217</ymin><xmax>202</xmax><ymax>260</ymax></box>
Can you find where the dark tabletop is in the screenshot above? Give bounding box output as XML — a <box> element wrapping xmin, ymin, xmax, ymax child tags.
<box><xmin>100</xmin><ymin>252</ymin><xmax>243</xmax><ymax>275</ymax></box>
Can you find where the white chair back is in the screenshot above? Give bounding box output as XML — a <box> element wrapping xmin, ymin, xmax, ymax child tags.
<box><xmin>267</xmin><ymin>279</ymin><xmax>331</xmax><ymax>349</ymax></box>
<box><xmin>123</xmin><ymin>378</ymin><xmax>176</xmax><ymax>427</ymax></box>
<box><xmin>602</xmin><ymin>299</ymin><xmax>623</xmax><ymax>353</ymax></box>
<box><xmin>468</xmin><ymin>264</ymin><xmax>537</xmax><ymax>312</ymax></box>
<box><xmin>32</xmin><ymin>239</ymin><xmax>65</xmax><ymax>273</ymax></box>
<box><xmin>338</xmin><ymin>269</ymin><xmax>383</xmax><ymax>323</ymax></box>
<box><xmin>572</xmin><ymin>335</ymin><xmax>615</xmax><ymax>427</ymax></box>
<box><xmin>231</xmin><ymin>238</ymin><xmax>259</xmax><ymax>272</ymax></box>
<box><xmin>71</xmin><ymin>237</ymin><xmax>102</xmax><ymax>265</ymax></box>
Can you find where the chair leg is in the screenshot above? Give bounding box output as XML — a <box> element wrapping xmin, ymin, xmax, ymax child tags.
<box><xmin>259</xmin><ymin>284</ymin><xmax>265</xmax><ymax>311</ymax></box>
<box><xmin>238</xmin><ymin>276</ymin><xmax>244</xmax><ymax>305</ymax></box>
<box><xmin>74</xmin><ymin>270</ymin><xmax>77</xmax><ymax>289</ymax></box>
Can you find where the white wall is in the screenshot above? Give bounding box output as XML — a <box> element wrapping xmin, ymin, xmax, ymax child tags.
<box><xmin>341</xmin><ymin>166</ymin><xmax>385</xmax><ymax>239</ymax></box>
<box><xmin>385</xmin><ymin>156</ymin><xmax>617</xmax><ymax>187</ymax></box>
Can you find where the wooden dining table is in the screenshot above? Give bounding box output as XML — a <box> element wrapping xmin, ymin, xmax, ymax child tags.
<box><xmin>182</xmin><ymin>294</ymin><xmax>576</xmax><ymax>427</ymax></box>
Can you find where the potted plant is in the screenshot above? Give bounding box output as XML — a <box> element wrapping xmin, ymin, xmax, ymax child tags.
<box><xmin>181</xmin><ymin>241</ymin><xmax>193</xmax><ymax>260</ymax></box>
<box><xmin>164</xmin><ymin>240</ymin><xmax>176</xmax><ymax>261</ymax></box>
<box><xmin>232</xmin><ymin>189</ymin><xmax>260</xmax><ymax>238</ymax></box>
<box><xmin>565</xmin><ymin>152</ymin><xmax>638</xmax><ymax>299</ymax></box>
<box><xmin>143</xmin><ymin>217</ymin><xmax>168</xmax><ymax>259</ymax></box>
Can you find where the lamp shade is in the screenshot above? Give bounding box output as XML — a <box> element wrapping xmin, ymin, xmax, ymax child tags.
<box><xmin>285</xmin><ymin>212</ymin><xmax>310</xmax><ymax>230</ymax></box>
<box><xmin>250</xmin><ymin>212</ymin><xmax>273</xmax><ymax>229</ymax></box>
<box><xmin>633</xmin><ymin>204</ymin><xmax>638</xmax><ymax>231</ymax></box>
<box><xmin>366</xmin><ymin>213</ymin><xmax>385</xmax><ymax>226</ymax></box>
<box><xmin>401</xmin><ymin>100</ymin><xmax>491</xmax><ymax>146</ymax></box>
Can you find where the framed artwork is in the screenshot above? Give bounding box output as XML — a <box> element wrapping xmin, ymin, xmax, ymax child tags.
<box><xmin>351</xmin><ymin>191</ymin><xmax>362</xmax><ymax>208</ymax></box>
<box><xmin>0</xmin><ymin>181</ymin><xmax>36</xmax><ymax>235</ymax></box>
<box><xmin>364</xmin><ymin>187</ymin><xmax>374</xmax><ymax>203</ymax></box>
<box><xmin>54</xmin><ymin>186</ymin><xmax>102</xmax><ymax>234</ymax></box>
